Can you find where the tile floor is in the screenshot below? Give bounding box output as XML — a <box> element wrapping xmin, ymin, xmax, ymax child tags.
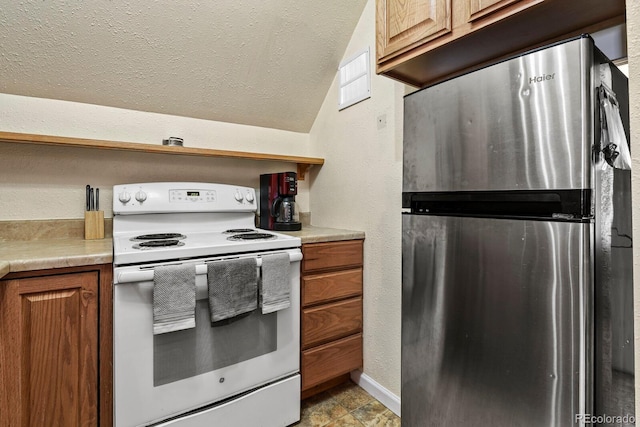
<box><xmin>292</xmin><ymin>381</ymin><xmax>401</xmax><ymax>427</ymax></box>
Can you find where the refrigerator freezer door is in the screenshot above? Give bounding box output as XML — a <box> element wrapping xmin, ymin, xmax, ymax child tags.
<box><xmin>401</xmin><ymin>214</ymin><xmax>591</xmax><ymax>426</ymax></box>
<box><xmin>403</xmin><ymin>37</ymin><xmax>593</xmax><ymax>193</ymax></box>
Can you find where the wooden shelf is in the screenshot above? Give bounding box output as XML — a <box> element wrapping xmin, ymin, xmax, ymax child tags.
<box><xmin>0</xmin><ymin>131</ymin><xmax>324</xmax><ymax>180</ymax></box>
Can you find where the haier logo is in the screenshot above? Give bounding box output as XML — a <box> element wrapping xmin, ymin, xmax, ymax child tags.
<box><xmin>529</xmin><ymin>73</ymin><xmax>555</xmax><ymax>84</ymax></box>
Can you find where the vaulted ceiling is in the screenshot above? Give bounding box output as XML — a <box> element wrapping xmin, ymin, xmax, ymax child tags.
<box><xmin>0</xmin><ymin>1</ymin><xmax>367</xmax><ymax>133</ymax></box>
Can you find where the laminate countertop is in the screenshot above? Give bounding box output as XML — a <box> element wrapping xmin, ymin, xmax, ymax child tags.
<box><xmin>0</xmin><ymin>238</ymin><xmax>114</xmax><ymax>279</ymax></box>
<box><xmin>0</xmin><ymin>226</ymin><xmax>364</xmax><ymax>280</ymax></box>
<box><xmin>281</xmin><ymin>225</ymin><xmax>365</xmax><ymax>243</ymax></box>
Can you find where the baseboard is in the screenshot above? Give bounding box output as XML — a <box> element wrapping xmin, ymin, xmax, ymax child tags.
<box><xmin>350</xmin><ymin>370</ymin><xmax>401</xmax><ymax>417</ymax></box>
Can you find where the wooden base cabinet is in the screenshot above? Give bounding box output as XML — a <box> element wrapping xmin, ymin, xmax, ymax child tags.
<box><xmin>0</xmin><ymin>265</ymin><xmax>113</xmax><ymax>427</ymax></box>
<box><xmin>300</xmin><ymin>240</ymin><xmax>363</xmax><ymax>398</ymax></box>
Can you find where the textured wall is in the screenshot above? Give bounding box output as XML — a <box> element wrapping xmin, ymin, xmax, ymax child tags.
<box><xmin>0</xmin><ymin>0</ymin><xmax>366</xmax><ymax>132</ymax></box>
<box><xmin>0</xmin><ymin>93</ymin><xmax>311</xmax><ymax>220</ymax></box>
<box><xmin>308</xmin><ymin>0</ymin><xmax>405</xmax><ymax>396</ymax></box>
<box><xmin>627</xmin><ymin>1</ymin><xmax>640</xmax><ymax>417</ymax></box>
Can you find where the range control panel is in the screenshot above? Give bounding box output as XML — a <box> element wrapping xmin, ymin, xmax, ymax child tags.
<box><xmin>169</xmin><ymin>189</ymin><xmax>217</xmax><ymax>203</ymax></box>
<box><xmin>113</xmin><ymin>182</ymin><xmax>256</xmax><ymax>214</ymax></box>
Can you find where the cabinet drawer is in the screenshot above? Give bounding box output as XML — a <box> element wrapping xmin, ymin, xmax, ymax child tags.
<box><xmin>302</xmin><ymin>297</ymin><xmax>362</xmax><ymax>349</ymax></box>
<box><xmin>302</xmin><ymin>240</ymin><xmax>363</xmax><ymax>273</ymax></box>
<box><xmin>301</xmin><ymin>333</ymin><xmax>363</xmax><ymax>390</ymax></box>
<box><xmin>302</xmin><ymin>268</ymin><xmax>363</xmax><ymax>306</ymax></box>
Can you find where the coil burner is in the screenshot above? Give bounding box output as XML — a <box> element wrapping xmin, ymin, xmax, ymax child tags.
<box><xmin>133</xmin><ymin>240</ymin><xmax>186</xmax><ymax>250</ymax></box>
<box><xmin>227</xmin><ymin>232</ymin><xmax>277</xmax><ymax>241</ymax></box>
<box><xmin>130</xmin><ymin>233</ymin><xmax>186</xmax><ymax>241</ymax></box>
<box><xmin>223</xmin><ymin>229</ymin><xmax>256</xmax><ymax>234</ymax></box>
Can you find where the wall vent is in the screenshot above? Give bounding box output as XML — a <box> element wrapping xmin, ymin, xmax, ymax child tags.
<box><xmin>338</xmin><ymin>47</ymin><xmax>371</xmax><ymax>110</ymax></box>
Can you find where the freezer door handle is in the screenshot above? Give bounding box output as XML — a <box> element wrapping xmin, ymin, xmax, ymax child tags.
<box><xmin>402</xmin><ymin>189</ymin><xmax>591</xmax><ymax>220</ymax></box>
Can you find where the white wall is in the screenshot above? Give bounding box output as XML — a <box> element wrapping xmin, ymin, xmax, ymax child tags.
<box><xmin>308</xmin><ymin>0</ymin><xmax>405</xmax><ymax>397</ymax></box>
<box><xmin>0</xmin><ymin>94</ymin><xmax>311</xmax><ymax>220</ymax></box>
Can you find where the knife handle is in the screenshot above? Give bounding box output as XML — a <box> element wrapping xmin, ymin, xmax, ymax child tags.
<box><xmin>90</xmin><ymin>188</ymin><xmax>95</xmax><ymax>211</ymax></box>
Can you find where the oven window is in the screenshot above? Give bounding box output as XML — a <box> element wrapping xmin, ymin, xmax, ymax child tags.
<box><xmin>153</xmin><ymin>300</ymin><xmax>277</xmax><ymax>386</ymax></box>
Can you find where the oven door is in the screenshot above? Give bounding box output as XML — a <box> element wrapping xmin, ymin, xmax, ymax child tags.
<box><xmin>113</xmin><ymin>248</ymin><xmax>301</xmax><ymax>427</ymax></box>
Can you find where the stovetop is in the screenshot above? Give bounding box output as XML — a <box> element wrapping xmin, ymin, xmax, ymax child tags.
<box><xmin>113</xmin><ymin>228</ymin><xmax>300</xmax><ymax>265</ymax></box>
<box><xmin>112</xmin><ymin>182</ymin><xmax>301</xmax><ymax>265</ymax></box>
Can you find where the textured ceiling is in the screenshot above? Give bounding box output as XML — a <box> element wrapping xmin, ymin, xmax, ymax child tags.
<box><xmin>0</xmin><ymin>1</ymin><xmax>367</xmax><ymax>133</ymax></box>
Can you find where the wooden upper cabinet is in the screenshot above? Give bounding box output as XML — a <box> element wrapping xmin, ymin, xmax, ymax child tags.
<box><xmin>465</xmin><ymin>0</ymin><xmax>538</xmax><ymax>23</ymax></box>
<box><xmin>376</xmin><ymin>0</ymin><xmax>625</xmax><ymax>88</ymax></box>
<box><xmin>377</xmin><ymin>0</ymin><xmax>452</xmax><ymax>61</ymax></box>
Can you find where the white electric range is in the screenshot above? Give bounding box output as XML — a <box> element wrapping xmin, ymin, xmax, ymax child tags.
<box><xmin>112</xmin><ymin>182</ymin><xmax>301</xmax><ymax>427</ymax></box>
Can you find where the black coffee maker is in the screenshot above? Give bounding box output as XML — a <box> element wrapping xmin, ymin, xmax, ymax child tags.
<box><xmin>259</xmin><ymin>172</ymin><xmax>302</xmax><ymax>231</ymax></box>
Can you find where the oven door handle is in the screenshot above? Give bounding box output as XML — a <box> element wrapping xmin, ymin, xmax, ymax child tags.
<box><xmin>115</xmin><ymin>251</ymin><xmax>303</xmax><ymax>284</ymax></box>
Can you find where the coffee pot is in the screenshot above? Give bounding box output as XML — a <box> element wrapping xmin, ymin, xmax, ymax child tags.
<box><xmin>272</xmin><ymin>196</ymin><xmax>299</xmax><ymax>224</ymax></box>
<box><xmin>259</xmin><ymin>172</ymin><xmax>302</xmax><ymax>231</ymax></box>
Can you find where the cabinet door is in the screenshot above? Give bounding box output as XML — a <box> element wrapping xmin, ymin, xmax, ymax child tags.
<box><xmin>465</xmin><ymin>0</ymin><xmax>543</xmax><ymax>23</ymax></box>
<box><xmin>0</xmin><ymin>271</ymin><xmax>99</xmax><ymax>427</ymax></box>
<box><xmin>376</xmin><ymin>0</ymin><xmax>452</xmax><ymax>61</ymax></box>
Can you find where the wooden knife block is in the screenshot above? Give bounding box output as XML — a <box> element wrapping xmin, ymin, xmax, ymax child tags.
<box><xmin>84</xmin><ymin>211</ymin><xmax>105</xmax><ymax>240</ymax></box>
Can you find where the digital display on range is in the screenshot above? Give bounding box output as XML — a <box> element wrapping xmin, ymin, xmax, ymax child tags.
<box><xmin>186</xmin><ymin>191</ymin><xmax>200</xmax><ymax>197</ymax></box>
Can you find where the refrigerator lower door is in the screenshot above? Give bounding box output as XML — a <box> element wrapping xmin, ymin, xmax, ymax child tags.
<box><xmin>402</xmin><ymin>215</ymin><xmax>591</xmax><ymax>426</ymax></box>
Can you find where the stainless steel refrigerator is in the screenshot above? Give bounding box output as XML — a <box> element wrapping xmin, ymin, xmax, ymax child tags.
<box><xmin>402</xmin><ymin>35</ymin><xmax>634</xmax><ymax>426</ymax></box>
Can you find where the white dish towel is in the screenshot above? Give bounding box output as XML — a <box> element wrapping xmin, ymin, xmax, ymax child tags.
<box><xmin>260</xmin><ymin>253</ymin><xmax>291</xmax><ymax>314</ymax></box>
<box><xmin>153</xmin><ymin>264</ymin><xmax>196</xmax><ymax>335</ymax></box>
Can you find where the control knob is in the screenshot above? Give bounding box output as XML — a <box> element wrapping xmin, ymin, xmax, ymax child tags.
<box><xmin>245</xmin><ymin>191</ymin><xmax>255</xmax><ymax>203</ymax></box>
<box><xmin>135</xmin><ymin>190</ymin><xmax>148</xmax><ymax>203</ymax></box>
<box><xmin>234</xmin><ymin>191</ymin><xmax>244</xmax><ymax>202</ymax></box>
<box><xmin>118</xmin><ymin>191</ymin><xmax>131</xmax><ymax>204</ymax></box>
